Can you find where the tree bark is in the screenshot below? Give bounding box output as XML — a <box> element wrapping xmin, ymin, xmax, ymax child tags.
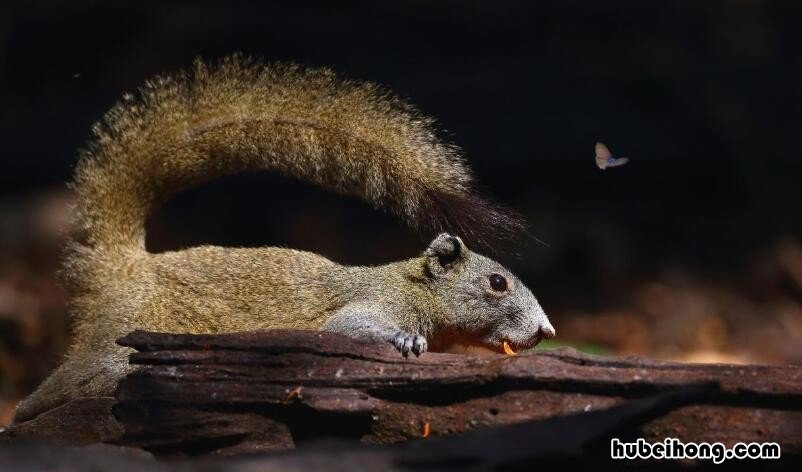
<box><xmin>108</xmin><ymin>329</ymin><xmax>801</xmax><ymax>459</ymax></box>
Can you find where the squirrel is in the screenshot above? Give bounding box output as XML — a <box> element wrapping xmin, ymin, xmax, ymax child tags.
<box><xmin>14</xmin><ymin>55</ymin><xmax>555</xmax><ymax>423</ymax></box>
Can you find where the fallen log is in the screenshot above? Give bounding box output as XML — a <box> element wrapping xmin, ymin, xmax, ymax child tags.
<box><xmin>14</xmin><ymin>385</ymin><xmax>795</xmax><ymax>471</ymax></box>
<box><xmin>112</xmin><ymin>329</ymin><xmax>802</xmax><ymax>459</ymax></box>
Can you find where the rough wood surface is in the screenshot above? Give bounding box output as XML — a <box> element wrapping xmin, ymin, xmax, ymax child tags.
<box><xmin>11</xmin><ymin>385</ymin><xmax>799</xmax><ymax>471</ymax></box>
<box><xmin>111</xmin><ymin>329</ymin><xmax>802</xmax><ymax>458</ymax></box>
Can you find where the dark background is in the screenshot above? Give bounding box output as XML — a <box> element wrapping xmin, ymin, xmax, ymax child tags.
<box><xmin>1</xmin><ymin>1</ymin><xmax>801</xmax><ymax>422</ymax></box>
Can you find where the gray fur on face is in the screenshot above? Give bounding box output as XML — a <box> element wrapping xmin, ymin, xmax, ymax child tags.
<box><xmin>423</xmin><ymin>233</ymin><xmax>555</xmax><ymax>350</ymax></box>
<box><xmin>322</xmin><ymin>232</ymin><xmax>555</xmax><ymax>357</ymax></box>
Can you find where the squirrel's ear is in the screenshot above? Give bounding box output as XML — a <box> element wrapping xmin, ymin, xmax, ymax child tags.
<box><xmin>424</xmin><ymin>233</ymin><xmax>465</xmax><ymax>276</ymax></box>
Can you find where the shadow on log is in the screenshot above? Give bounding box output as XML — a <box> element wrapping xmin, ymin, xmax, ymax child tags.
<box><xmin>108</xmin><ymin>329</ymin><xmax>801</xmax><ymax>464</ymax></box>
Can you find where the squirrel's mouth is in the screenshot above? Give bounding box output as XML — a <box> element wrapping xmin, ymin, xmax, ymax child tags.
<box><xmin>501</xmin><ymin>330</ymin><xmax>551</xmax><ymax>354</ymax></box>
<box><xmin>510</xmin><ymin>335</ymin><xmax>543</xmax><ymax>351</ymax></box>
<box><xmin>502</xmin><ymin>324</ymin><xmax>556</xmax><ymax>353</ymax></box>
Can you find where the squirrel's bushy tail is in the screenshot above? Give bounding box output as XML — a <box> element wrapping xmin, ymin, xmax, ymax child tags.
<box><xmin>67</xmin><ymin>55</ymin><xmax>523</xmax><ymax>281</ymax></box>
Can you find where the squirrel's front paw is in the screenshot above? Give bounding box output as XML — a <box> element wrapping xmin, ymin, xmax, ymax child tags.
<box><xmin>391</xmin><ymin>331</ymin><xmax>427</xmax><ymax>358</ymax></box>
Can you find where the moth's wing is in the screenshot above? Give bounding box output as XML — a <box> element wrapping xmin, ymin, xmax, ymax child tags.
<box><xmin>595</xmin><ymin>142</ymin><xmax>611</xmax><ymax>169</ymax></box>
<box><xmin>595</xmin><ymin>142</ymin><xmax>612</xmax><ymax>159</ymax></box>
<box><xmin>607</xmin><ymin>157</ymin><xmax>629</xmax><ymax>168</ymax></box>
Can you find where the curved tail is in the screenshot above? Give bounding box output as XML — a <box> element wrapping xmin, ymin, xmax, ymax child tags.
<box><xmin>67</xmin><ymin>55</ymin><xmax>523</xmax><ymax>277</ymax></box>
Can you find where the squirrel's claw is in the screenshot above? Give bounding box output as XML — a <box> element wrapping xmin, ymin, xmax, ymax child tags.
<box><xmin>412</xmin><ymin>336</ymin><xmax>427</xmax><ymax>356</ymax></box>
<box><xmin>392</xmin><ymin>331</ymin><xmax>427</xmax><ymax>358</ymax></box>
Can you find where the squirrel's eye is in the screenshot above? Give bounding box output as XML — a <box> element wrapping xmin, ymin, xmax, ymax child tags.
<box><xmin>488</xmin><ymin>273</ymin><xmax>508</xmax><ymax>292</ymax></box>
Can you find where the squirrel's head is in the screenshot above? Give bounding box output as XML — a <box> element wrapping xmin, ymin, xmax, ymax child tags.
<box><xmin>423</xmin><ymin>233</ymin><xmax>555</xmax><ymax>353</ymax></box>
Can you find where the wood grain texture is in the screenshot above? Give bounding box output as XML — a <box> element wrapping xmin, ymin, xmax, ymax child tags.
<box><xmin>110</xmin><ymin>329</ymin><xmax>801</xmax><ymax>458</ymax></box>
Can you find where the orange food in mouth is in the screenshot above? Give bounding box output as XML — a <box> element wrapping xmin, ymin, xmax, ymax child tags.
<box><xmin>502</xmin><ymin>341</ymin><xmax>517</xmax><ymax>356</ymax></box>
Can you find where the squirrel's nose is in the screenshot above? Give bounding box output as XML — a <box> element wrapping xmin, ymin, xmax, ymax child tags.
<box><xmin>539</xmin><ymin>321</ymin><xmax>556</xmax><ymax>339</ymax></box>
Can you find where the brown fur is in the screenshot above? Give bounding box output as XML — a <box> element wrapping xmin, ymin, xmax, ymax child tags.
<box><xmin>14</xmin><ymin>56</ymin><xmax>539</xmax><ymax>422</ymax></box>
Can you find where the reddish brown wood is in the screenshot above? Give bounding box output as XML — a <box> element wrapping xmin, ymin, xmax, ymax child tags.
<box><xmin>109</xmin><ymin>329</ymin><xmax>801</xmax><ymax>457</ymax></box>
